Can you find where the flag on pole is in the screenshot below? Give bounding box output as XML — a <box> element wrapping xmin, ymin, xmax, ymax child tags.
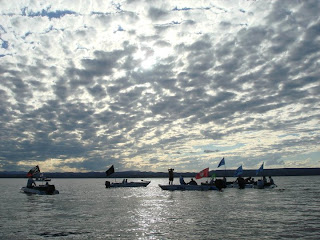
<box><xmin>195</xmin><ymin>167</ymin><xmax>209</xmax><ymax>179</ymax></box>
<box><xmin>106</xmin><ymin>165</ymin><xmax>115</xmax><ymax>176</ymax></box>
<box><xmin>234</xmin><ymin>165</ymin><xmax>243</xmax><ymax>177</ymax></box>
<box><xmin>27</xmin><ymin>165</ymin><xmax>40</xmax><ymax>177</ymax></box>
<box><xmin>217</xmin><ymin>157</ymin><xmax>225</xmax><ymax>168</ymax></box>
<box><xmin>256</xmin><ymin>162</ymin><xmax>264</xmax><ymax>176</ymax></box>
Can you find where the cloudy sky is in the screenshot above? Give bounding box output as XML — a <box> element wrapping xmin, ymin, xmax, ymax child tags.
<box><xmin>0</xmin><ymin>0</ymin><xmax>319</xmax><ymax>173</ymax></box>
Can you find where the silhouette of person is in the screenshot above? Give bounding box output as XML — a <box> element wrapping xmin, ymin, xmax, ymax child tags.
<box><xmin>188</xmin><ymin>178</ymin><xmax>197</xmax><ymax>185</ymax></box>
<box><xmin>27</xmin><ymin>176</ymin><xmax>36</xmax><ymax>188</ymax></box>
<box><xmin>237</xmin><ymin>176</ymin><xmax>245</xmax><ymax>189</ymax></box>
<box><xmin>179</xmin><ymin>176</ymin><xmax>186</xmax><ymax>185</ymax></box>
<box><xmin>269</xmin><ymin>176</ymin><xmax>274</xmax><ymax>185</ymax></box>
<box><xmin>168</xmin><ymin>168</ymin><xmax>174</xmax><ymax>185</ymax></box>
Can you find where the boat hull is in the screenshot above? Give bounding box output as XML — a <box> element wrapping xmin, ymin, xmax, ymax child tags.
<box><xmin>253</xmin><ymin>184</ymin><xmax>277</xmax><ymax>189</ymax></box>
<box><xmin>105</xmin><ymin>181</ymin><xmax>151</xmax><ymax>188</ymax></box>
<box><xmin>226</xmin><ymin>183</ymin><xmax>254</xmax><ymax>188</ymax></box>
<box><xmin>159</xmin><ymin>184</ymin><xmax>218</xmax><ymax>191</ymax></box>
<box><xmin>21</xmin><ymin>186</ymin><xmax>59</xmax><ymax>195</ymax></box>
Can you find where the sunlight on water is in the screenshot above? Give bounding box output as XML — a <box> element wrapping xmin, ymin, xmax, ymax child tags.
<box><xmin>1</xmin><ymin>177</ymin><xmax>320</xmax><ymax>239</ymax></box>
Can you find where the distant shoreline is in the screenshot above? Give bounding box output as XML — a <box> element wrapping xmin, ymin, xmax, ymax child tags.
<box><xmin>0</xmin><ymin>167</ymin><xmax>319</xmax><ymax>178</ymax></box>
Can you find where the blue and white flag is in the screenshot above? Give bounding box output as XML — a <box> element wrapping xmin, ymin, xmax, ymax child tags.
<box><xmin>217</xmin><ymin>157</ymin><xmax>225</xmax><ymax>168</ymax></box>
<box><xmin>234</xmin><ymin>165</ymin><xmax>243</xmax><ymax>177</ymax></box>
<box><xmin>256</xmin><ymin>162</ymin><xmax>264</xmax><ymax>176</ymax></box>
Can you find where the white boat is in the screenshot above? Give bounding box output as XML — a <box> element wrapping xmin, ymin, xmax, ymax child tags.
<box><xmin>105</xmin><ymin>180</ymin><xmax>151</xmax><ymax>188</ymax></box>
<box><xmin>21</xmin><ymin>166</ymin><xmax>59</xmax><ymax>195</ymax></box>
<box><xmin>159</xmin><ymin>184</ymin><xmax>219</xmax><ymax>191</ymax></box>
<box><xmin>253</xmin><ymin>180</ymin><xmax>277</xmax><ymax>189</ymax></box>
<box><xmin>21</xmin><ymin>178</ymin><xmax>59</xmax><ymax>195</ymax></box>
<box><xmin>21</xmin><ymin>185</ymin><xmax>59</xmax><ymax>195</ymax></box>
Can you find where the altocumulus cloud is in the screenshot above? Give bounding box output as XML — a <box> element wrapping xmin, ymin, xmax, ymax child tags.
<box><xmin>0</xmin><ymin>0</ymin><xmax>319</xmax><ymax>172</ymax></box>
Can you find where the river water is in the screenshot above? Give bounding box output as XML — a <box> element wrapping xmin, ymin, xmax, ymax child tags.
<box><xmin>1</xmin><ymin>176</ymin><xmax>320</xmax><ymax>239</ymax></box>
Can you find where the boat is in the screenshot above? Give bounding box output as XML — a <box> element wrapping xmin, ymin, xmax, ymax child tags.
<box><xmin>104</xmin><ymin>165</ymin><xmax>151</xmax><ymax>188</ymax></box>
<box><xmin>21</xmin><ymin>165</ymin><xmax>59</xmax><ymax>195</ymax></box>
<box><xmin>253</xmin><ymin>183</ymin><xmax>277</xmax><ymax>189</ymax></box>
<box><xmin>226</xmin><ymin>182</ymin><xmax>254</xmax><ymax>188</ymax></box>
<box><xmin>105</xmin><ymin>180</ymin><xmax>151</xmax><ymax>188</ymax></box>
<box><xmin>21</xmin><ymin>177</ymin><xmax>59</xmax><ymax>195</ymax></box>
<box><xmin>253</xmin><ymin>179</ymin><xmax>277</xmax><ymax>189</ymax></box>
<box><xmin>159</xmin><ymin>184</ymin><xmax>218</xmax><ymax>191</ymax></box>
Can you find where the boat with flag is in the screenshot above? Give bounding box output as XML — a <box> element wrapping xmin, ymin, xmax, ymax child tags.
<box><xmin>253</xmin><ymin>163</ymin><xmax>277</xmax><ymax>189</ymax></box>
<box><xmin>105</xmin><ymin>180</ymin><xmax>151</xmax><ymax>188</ymax></box>
<box><xmin>104</xmin><ymin>165</ymin><xmax>151</xmax><ymax>188</ymax></box>
<box><xmin>159</xmin><ymin>167</ymin><xmax>219</xmax><ymax>191</ymax></box>
<box><xmin>21</xmin><ymin>165</ymin><xmax>59</xmax><ymax>195</ymax></box>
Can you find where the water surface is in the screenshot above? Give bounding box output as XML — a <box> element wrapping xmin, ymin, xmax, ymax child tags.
<box><xmin>1</xmin><ymin>176</ymin><xmax>320</xmax><ymax>239</ymax></box>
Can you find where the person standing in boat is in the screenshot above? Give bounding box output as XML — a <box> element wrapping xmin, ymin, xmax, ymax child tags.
<box><xmin>27</xmin><ymin>176</ymin><xmax>36</xmax><ymax>188</ymax></box>
<box><xmin>168</xmin><ymin>168</ymin><xmax>174</xmax><ymax>185</ymax></box>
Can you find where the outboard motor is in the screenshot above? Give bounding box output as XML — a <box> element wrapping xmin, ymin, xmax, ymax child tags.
<box><xmin>215</xmin><ymin>179</ymin><xmax>224</xmax><ymax>191</ymax></box>
<box><xmin>238</xmin><ymin>177</ymin><xmax>245</xmax><ymax>189</ymax></box>
<box><xmin>105</xmin><ymin>181</ymin><xmax>111</xmax><ymax>188</ymax></box>
<box><xmin>46</xmin><ymin>185</ymin><xmax>56</xmax><ymax>194</ymax></box>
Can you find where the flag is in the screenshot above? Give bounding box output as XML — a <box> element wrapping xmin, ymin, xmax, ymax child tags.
<box><xmin>256</xmin><ymin>162</ymin><xmax>264</xmax><ymax>176</ymax></box>
<box><xmin>27</xmin><ymin>165</ymin><xmax>40</xmax><ymax>177</ymax></box>
<box><xmin>105</xmin><ymin>165</ymin><xmax>115</xmax><ymax>176</ymax></box>
<box><xmin>211</xmin><ymin>171</ymin><xmax>216</xmax><ymax>179</ymax></box>
<box><xmin>217</xmin><ymin>157</ymin><xmax>225</xmax><ymax>168</ymax></box>
<box><xmin>195</xmin><ymin>167</ymin><xmax>209</xmax><ymax>179</ymax></box>
<box><xmin>234</xmin><ymin>165</ymin><xmax>243</xmax><ymax>177</ymax></box>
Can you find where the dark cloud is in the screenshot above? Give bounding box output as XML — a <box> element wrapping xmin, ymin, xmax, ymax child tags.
<box><xmin>148</xmin><ymin>7</ymin><xmax>168</xmax><ymax>21</ymax></box>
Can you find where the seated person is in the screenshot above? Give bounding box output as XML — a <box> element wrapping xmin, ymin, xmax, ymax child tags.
<box><xmin>188</xmin><ymin>178</ymin><xmax>197</xmax><ymax>185</ymax></box>
<box><xmin>27</xmin><ymin>177</ymin><xmax>36</xmax><ymax>188</ymax></box>
<box><xmin>245</xmin><ymin>177</ymin><xmax>252</xmax><ymax>183</ymax></box>
<box><xmin>209</xmin><ymin>178</ymin><xmax>215</xmax><ymax>185</ymax></box>
<box><xmin>269</xmin><ymin>176</ymin><xmax>274</xmax><ymax>185</ymax></box>
<box><xmin>179</xmin><ymin>176</ymin><xmax>186</xmax><ymax>185</ymax></box>
<box><xmin>263</xmin><ymin>176</ymin><xmax>270</xmax><ymax>186</ymax></box>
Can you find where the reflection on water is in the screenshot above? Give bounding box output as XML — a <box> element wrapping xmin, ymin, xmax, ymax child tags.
<box><xmin>1</xmin><ymin>176</ymin><xmax>320</xmax><ymax>239</ymax></box>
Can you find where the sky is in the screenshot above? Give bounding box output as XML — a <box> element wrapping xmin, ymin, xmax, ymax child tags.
<box><xmin>0</xmin><ymin>0</ymin><xmax>319</xmax><ymax>173</ymax></box>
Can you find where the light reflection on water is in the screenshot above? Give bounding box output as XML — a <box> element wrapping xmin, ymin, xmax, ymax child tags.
<box><xmin>0</xmin><ymin>176</ymin><xmax>320</xmax><ymax>239</ymax></box>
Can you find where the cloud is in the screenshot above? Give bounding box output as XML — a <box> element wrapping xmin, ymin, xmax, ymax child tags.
<box><xmin>0</xmin><ymin>0</ymin><xmax>319</xmax><ymax>172</ymax></box>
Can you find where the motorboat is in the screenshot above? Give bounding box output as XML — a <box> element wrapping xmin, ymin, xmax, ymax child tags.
<box><xmin>253</xmin><ymin>180</ymin><xmax>277</xmax><ymax>189</ymax></box>
<box><xmin>104</xmin><ymin>165</ymin><xmax>151</xmax><ymax>188</ymax></box>
<box><xmin>105</xmin><ymin>180</ymin><xmax>151</xmax><ymax>188</ymax></box>
<box><xmin>21</xmin><ymin>177</ymin><xmax>59</xmax><ymax>195</ymax></box>
<box><xmin>159</xmin><ymin>184</ymin><xmax>218</xmax><ymax>191</ymax></box>
<box><xmin>21</xmin><ymin>166</ymin><xmax>59</xmax><ymax>195</ymax></box>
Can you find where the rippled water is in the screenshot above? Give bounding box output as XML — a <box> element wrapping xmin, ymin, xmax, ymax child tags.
<box><xmin>1</xmin><ymin>176</ymin><xmax>320</xmax><ymax>239</ymax></box>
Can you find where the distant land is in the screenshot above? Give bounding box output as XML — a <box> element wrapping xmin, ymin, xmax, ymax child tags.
<box><xmin>0</xmin><ymin>168</ymin><xmax>320</xmax><ymax>178</ymax></box>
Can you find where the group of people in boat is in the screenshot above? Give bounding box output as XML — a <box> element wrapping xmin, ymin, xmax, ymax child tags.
<box><xmin>168</xmin><ymin>169</ymin><xmax>201</xmax><ymax>186</ymax></box>
<box><xmin>26</xmin><ymin>175</ymin><xmax>51</xmax><ymax>188</ymax></box>
<box><xmin>169</xmin><ymin>168</ymin><xmax>275</xmax><ymax>190</ymax></box>
<box><xmin>179</xmin><ymin>176</ymin><xmax>198</xmax><ymax>185</ymax></box>
<box><xmin>235</xmin><ymin>175</ymin><xmax>275</xmax><ymax>189</ymax></box>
